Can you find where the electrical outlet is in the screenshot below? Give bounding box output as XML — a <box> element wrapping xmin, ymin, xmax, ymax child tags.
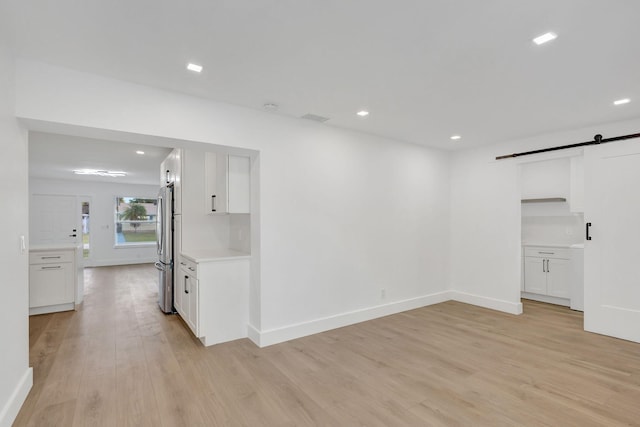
<box><xmin>381</xmin><ymin>289</ymin><xmax>386</xmax><ymax>299</ymax></box>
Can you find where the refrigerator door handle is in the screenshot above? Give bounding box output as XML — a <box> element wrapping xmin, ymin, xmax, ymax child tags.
<box><xmin>157</xmin><ymin>194</ymin><xmax>164</xmax><ymax>255</ymax></box>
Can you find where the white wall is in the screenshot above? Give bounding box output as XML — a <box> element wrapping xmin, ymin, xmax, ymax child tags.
<box><xmin>29</xmin><ymin>178</ymin><xmax>159</xmax><ymax>266</ymax></box>
<box><xmin>522</xmin><ymin>215</ymin><xmax>584</xmax><ymax>246</ymax></box>
<box><xmin>521</xmin><ymin>158</ymin><xmax>570</xmax><ymax>200</ymax></box>
<box><xmin>450</xmin><ymin>117</ymin><xmax>640</xmax><ymax>314</ymax></box>
<box><xmin>0</xmin><ymin>46</ymin><xmax>31</xmax><ymax>427</ymax></box>
<box><xmin>229</xmin><ymin>214</ymin><xmax>251</xmax><ymax>253</ymax></box>
<box><xmin>15</xmin><ymin>60</ymin><xmax>452</xmax><ymax>344</ymax></box>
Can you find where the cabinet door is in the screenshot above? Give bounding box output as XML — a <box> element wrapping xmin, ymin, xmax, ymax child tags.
<box><xmin>185</xmin><ymin>275</ymin><xmax>199</xmax><ymax>336</ymax></box>
<box><xmin>175</xmin><ymin>270</ymin><xmax>186</xmax><ymax>316</ymax></box>
<box><xmin>204</xmin><ymin>152</ymin><xmax>228</xmax><ymax>214</ymax></box>
<box><xmin>228</xmin><ymin>155</ymin><xmax>251</xmax><ymax>213</ymax></box>
<box><xmin>523</xmin><ymin>257</ymin><xmax>546</xmax><ymax>294</ymax></box>
<box><xmin>29</xmin><ymin>263</ymin><xmax>74</xmax><ymax>307</ymax></box>
<box><xmin>546</xmin><ymin>258</ymin><xmax>571</xmax><ymax>298</ymax></box>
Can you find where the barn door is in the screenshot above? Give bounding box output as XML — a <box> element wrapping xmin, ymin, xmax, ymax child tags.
<box><xmin>584</xmin><ymin>138</ymin><xmax>640</xmax><ymax>343</ymax></box>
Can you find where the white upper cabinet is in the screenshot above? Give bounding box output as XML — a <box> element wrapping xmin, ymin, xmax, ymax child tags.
<box><xmin>204</xmin><ymin>152</ymin><xmax>250</xmax><ymax>215</ymax></box>
<box><xmin>204</xmin><ymin>151</ymin><xmax>228</xmax><ymax>214</ymax></box>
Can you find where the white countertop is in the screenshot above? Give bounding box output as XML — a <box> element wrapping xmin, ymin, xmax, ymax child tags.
<box><xmin>523</xmin><ymin>243</ymin><xmax>584</xmax><ymax>249</ymax></box>
<box><xmin>30</xmin><ymin>243</ymin><xmax>82</xmax><ymax>251</ymax></box>
<box><xmin>181</xmin><ymin>249</ymin><xmax>251</xmax><ymax>263</ymax></box>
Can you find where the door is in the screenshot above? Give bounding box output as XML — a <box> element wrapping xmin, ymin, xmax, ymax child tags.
<box><xmin>156</xmin><ymin>186</ymin><xmax>173</xmax><ymax>264</ymax></box>
<box><xmin>584</xmin><ymin>138</ymin><xmax>640</xmax><ymax>343</ymax></box>
<box><xmin>79</xmin><ymin>197</ymin><xmax>91</xmax><ymax>260</ymax></box>
<box><xmin>30</xmin><ymin>195</ymin><xmax>79</xmax><ymax>244</ymax></box>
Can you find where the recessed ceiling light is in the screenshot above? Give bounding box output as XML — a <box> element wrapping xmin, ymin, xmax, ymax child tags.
<box><xmin>73</xmin><ymin>169</ymin><xmax>127</xmax><ymax>177</ymax></box>
<box><xmin>357</xmin><ymin>110</ymin><xmax>369</xmax><ymax>117</ymax></box>
<box><xmin>613</xmin><ymin>98</ymin><xmax>631</xmax><ymax>106</ymax></box>
<box><xmin>450</xmin><ymin>135</ymin><xmax>461</xmax><ymax>140</ymax></box>
<box><xmin>533</xmin><ymin>32</ymin><xmax>557</xmax><ymax>45</ymax></box>
<box><xmin>136</xmin><ymin>150</ymin><xmax>145</xmax><ymax>155</ymax></box>
<box><xmin>187</xmin><ymin>63</ymin><xmax>203</xmax><ymax>73</ymax></box>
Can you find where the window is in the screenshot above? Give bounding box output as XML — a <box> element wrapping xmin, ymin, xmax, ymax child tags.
<box><xmin>81</xmin><ymin>199</ymin><xmax>91</xmax><ymax>258</ymax></box>
<box><xmin>114</xmin><ymin>197</ymin><xmax>157</xmax><ymax>246</ymax></box>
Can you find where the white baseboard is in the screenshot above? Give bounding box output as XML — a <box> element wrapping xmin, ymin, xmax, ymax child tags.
<box><xmin>253</xmin><ymin>291</ymin><xmax>453</xmax><ymax>347</ymax></box>
<box><xmin>247</xmin><ymin>323</ymin><xmax>262</xmax><ymax>347</ymax></box>
<box><xmin>84</xmin><ymin>258</ymin><xmax>155</xmax><ymax>267</ymax></box>
<box><xmin>521</xmin><ymin>292</ymin><xmax>570</xmax><ymax>308</ymax></box>
<box><xmin>29</xmin><ymin>302</ymin><xmax>74</xmax><ymax>316</ymax></box>
<box><xmin>451</xmin><ymin>291</ymin><xmax>523</xmax><ymax>315</ymax></box>
<box><xmin>0</xmin><ymin>367</ymin><xmax>33</xmax><ymax>427</ymax></box>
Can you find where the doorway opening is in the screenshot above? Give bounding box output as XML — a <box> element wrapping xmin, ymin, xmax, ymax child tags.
<box><xmin>518</xmin><ymin>155</ymin><xmax>585</xmax><ymax>313</ymax></box>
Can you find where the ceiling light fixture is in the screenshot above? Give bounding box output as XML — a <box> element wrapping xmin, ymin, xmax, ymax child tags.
<box><xmin>263</xmin><ymin>103</ymin><xmax>279</xmax><ymax>111</ymax></box>
<box><xmin>357</xmin><ymin>110</ymin><xmax>369</xmax><ymax>117</ymax></box>
<box><xmin>136</xmin><ymin>150</ymin><xmax>145</xmax><ymax>155</ymax></box>
<box><xmin>73</xmin><ymin>169</ymin><xmax>127</xmax><ymax>177</ymax></box>
<box><xmin>450</xmin><ymin>135</ymin><xmax>461</xmax><ymax>140</ymax></box>
<box><xmin>613</xmin><ymin>98</ymin><xmax>631</xmax><ymax>106</ymax></box>
<box><xmin>187</xmin><ymin>63</ymin><xmax>203</xmax><ymax>73</ymax></box>
<box><xmin>533</xmin><ymin>32</ymin><xmax>557</xmax><ymax>45</ymax></box>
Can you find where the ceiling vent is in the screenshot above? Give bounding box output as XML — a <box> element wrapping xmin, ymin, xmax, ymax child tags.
<box><xmin>301</xmin><ymin>113</ymin><xmax>330</xmax><ymax>123</ymax></box>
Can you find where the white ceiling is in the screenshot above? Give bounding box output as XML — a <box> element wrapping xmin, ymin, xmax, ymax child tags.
<box><xmin>3</xmin><ymin>1</ymin><xmax>640</xmax><ymax>150</ymax></box>
<box><xmin>29</xmin><ymin>132</ymin><xmax>171</xmax><ymax>185</ymax></box>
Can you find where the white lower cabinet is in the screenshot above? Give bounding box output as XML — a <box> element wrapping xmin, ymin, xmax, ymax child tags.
<box><xmin>184</xmin><ymin>272</ymin><xmax>199</xmax><ymax>335</ymax></box>
<box><xmin>523</xmin><ymin>257</ymin><xmax>547</xmax><ymax>294</ymax></box>
<box><xmin>177</xmin><ymin>257</ymin><xmax>199</xmax><ymax>336</ymax></box>
<box><xmin>178</xmin><ymin>253</ymin><xmax>249</xmax><ymax>346</ymax></box>
<box><xmin>523</xmin><ymin>246</ymin><xmax>571</xmax><ymax>301</ymax></box>
<box><xmin>29</xmin><ymin>246</ymin><xmax>79</xmax><ymax>315</ymax></box>
<box><xmin>546</xmin><ymin>258</ymin><xmax>571</xmax><ymax>298</ymax></box>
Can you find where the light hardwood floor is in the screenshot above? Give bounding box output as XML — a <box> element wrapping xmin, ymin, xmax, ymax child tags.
<box><xmin>15</xmin><ymin>264</ymin><xmax>640</xmax><ymax>426</ymax></box>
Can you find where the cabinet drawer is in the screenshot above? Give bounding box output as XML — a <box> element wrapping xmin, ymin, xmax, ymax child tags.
<box><xmin>30</xmin><ymin>251</ymin><xmax>73</xmax><ymax>264</ymax></box>
<box><xmin>29</xmin><ymin>263</ymin><xmax>74</xmax><ymax>307</ymax></box>
<box><xmin>178</xmin><ymin>256</ymin><xmax>197</xmax><ymax>278</ymax></box>
<box><xmin>523</xmin><ymin>247</ymin><xmax>570</xmax><ymax>259</ymax></box>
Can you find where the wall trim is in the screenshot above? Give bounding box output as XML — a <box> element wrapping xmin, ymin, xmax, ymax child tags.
<box><xmin>0</xmin><ymin>367</ymin><xmax>32</xmax><ymax>427</ymax></box>
<box><xmin>253</xmin><ymin>291</ymin><xmax>453</xmax><ymax>347</ymax></box>
<box><xmin>247</xmin><ymin>323</ymin><xmax>262</xmax><ymax>347</ymax></box>
<box><xmin>520</xmin><ymin>292</ymin><xmax>570</xmax><ymax>308</ymax></box>
<box><xmin>451</xmin><ymin>291</ymin><xmax>523</xmax><ymax>315</ymax></box>
<box><xmin>84</xmin><ymin>258</ymin><xmax>155</xmax><ymax>268</ymax></box>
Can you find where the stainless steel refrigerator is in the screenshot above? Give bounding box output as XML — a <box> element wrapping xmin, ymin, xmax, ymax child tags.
<box><xmin>155</xmin><ymin>184</ymin><xmax>174</xmax><ymax>313</ymax></box>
